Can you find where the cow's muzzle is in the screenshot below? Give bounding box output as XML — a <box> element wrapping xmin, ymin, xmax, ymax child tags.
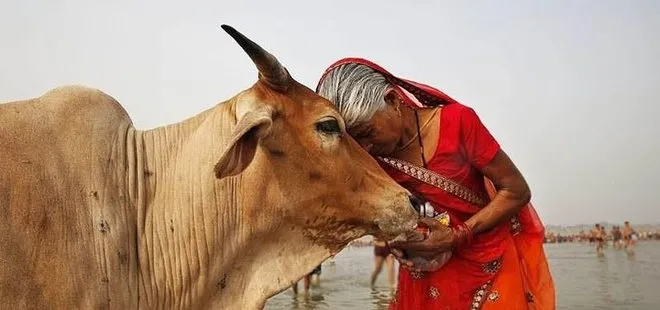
<box><xmin>374</xmin><ymin>193</ymin><xmax>420</xmax><ymax>238</ymax></box>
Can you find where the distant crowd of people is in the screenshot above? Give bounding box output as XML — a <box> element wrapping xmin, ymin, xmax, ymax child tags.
<box><xmin>543</xmin><ymin>221</ymin><xmax>659</xmax><ymax>255</ymax></box>
<box><xmin>544</xmin><ymin>221</ymin><xmax>660</xmax><ymax>244</ymax></box>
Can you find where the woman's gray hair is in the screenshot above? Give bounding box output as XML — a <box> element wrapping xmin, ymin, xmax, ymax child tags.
<box><xmin>317</xmin><ymin>63</ymin><xmax>392</xmax><ymax>128</ymax></box>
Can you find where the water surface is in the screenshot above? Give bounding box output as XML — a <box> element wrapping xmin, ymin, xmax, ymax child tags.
<box><xmin>265</xmin><ymin>241</ymin><xmax>660</xmax><ymax>310</ymax></box>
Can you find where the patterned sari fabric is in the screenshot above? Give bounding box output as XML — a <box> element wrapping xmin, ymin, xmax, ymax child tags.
<box><xmin>317</xmin><ymin>58</ymin><xmax>555</xmax><ymax>310</ymax></box>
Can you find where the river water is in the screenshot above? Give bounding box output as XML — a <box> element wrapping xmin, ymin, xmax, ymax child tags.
<box><xmin>265</xmin><ymin>241</ymin><xmax>660</xmax><ymax>310</ymax></box>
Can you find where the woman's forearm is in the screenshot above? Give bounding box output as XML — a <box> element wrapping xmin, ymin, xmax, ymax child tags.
<box><xmin>464</xmin><ymin>188</ymin><xmax>530</xmax><ymax>234</ymax></box>
<box><xmin>465</xmin><ymin>150</ymin><xmax>531</xmax><ymax>235</ymax></box>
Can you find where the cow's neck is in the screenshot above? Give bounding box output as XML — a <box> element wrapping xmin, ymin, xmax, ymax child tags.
<box><xmin>135</xmin><ymin>102</ymin><xmax>242</xmax><ymax>309</ymax></box>
<box><xmin>133</xmin><ymin>101</ymin><xmax>334</xmax><ymax>309</ymax></box>
<box><xmin>212</xmin><ymin>220</ymin><xmax>334</xmax><ymax>309</ymax></box>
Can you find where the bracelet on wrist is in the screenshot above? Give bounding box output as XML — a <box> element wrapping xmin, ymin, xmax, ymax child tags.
<box><xmin>451</xmin><ymin>223</ymin><xmax>474</xmax><ymax>249</ymax></box>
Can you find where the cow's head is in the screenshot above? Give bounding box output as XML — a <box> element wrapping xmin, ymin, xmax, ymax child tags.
<box><xmin>214</xmin><ymin>25</ymin><xmax>419</xmax><ymax>252</ymax></box>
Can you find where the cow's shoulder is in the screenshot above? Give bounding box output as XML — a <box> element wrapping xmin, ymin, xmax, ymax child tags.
<box><xmin>39</xmin><ymin>85</ymin><xmax>134</xmax><ymax>128</ymax></box>
<box><xmin>1</xmin><ymin>85</ymin><xmax>135</xmax><ymax>167</ymax></box>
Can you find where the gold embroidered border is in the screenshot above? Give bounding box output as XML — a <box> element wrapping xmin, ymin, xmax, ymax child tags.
<box><xmin>378</xmin><ymin>157</ymin><xmax>488</xmax><ymax>207</ymax></box>
<box><xmin>470</xmin><ymin>281</ymin><xmax>492</xmax><ymax>310</ymax></box>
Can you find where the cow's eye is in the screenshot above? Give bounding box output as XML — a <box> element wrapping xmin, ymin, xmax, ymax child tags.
<box><xmin>316</xmin><ymin>118</ymin><xmax>342</xmax><ymax>135</ymax></box>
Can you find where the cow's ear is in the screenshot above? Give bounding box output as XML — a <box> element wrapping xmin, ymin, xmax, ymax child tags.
<box><xmin>214</xmin><ymin>105</ymin><xmax>273</xmax><ymax>179</ymax></box>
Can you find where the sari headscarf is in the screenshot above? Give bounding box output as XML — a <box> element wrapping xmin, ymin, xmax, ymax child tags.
<box><xmin>316</xmin><ymin>57</ymin><xmax>460</xmax><ymax>108</ymax></box>
<box><xmin>317</xmin><ymin>58</ymin><xmax>555</xmax><ymax>309</ymax></box>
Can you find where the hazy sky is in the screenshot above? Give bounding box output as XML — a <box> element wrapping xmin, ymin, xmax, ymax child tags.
<box><xmin>1</xmin><ymin>1</ymin><xmax>658</xmax><ymax>225</ymax></box>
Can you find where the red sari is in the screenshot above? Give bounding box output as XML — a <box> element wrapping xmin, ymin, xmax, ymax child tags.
<box><xmin>317</xmin><ymin>58</ymin><xmax>555</xmax><ymax>310</ymax></box>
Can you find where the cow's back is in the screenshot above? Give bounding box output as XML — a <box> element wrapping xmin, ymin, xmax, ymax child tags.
<box><xmin>0</xmin><ymin>86</ymin><xmax>139</xmax><ymax>309</ymax></box>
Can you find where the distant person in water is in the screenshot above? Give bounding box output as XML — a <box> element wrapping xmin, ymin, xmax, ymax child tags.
<box><xmin>579</xmin><ymin>230</ymin><xmax>587</xmax><ymax>242</ymax></box>
<box><xmin>612</xmin><ymin>226</ymin><xmax>623</xmax><ymax>249</ymax></box>
<box><xmin>371</xmin><ymin>237</ymin><xmax>396</xmax><ymax>290</ymax></box>
<box><xmin>623</xmin><ymin>221</ymin><xmax>637</xmax><ymax>253</ymax></box>
<box><xmin>591</xmin><ymin>224</ymin><xmax>605</xmax><ymax>255</ymax></box>
<box><xmin>291</xmin><ymin>264</ymin><xmax>322</xmax><ymax>295</ymax></box>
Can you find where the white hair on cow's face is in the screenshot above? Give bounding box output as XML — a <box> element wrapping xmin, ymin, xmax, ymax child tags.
<box><xmin>317</xmin><ymin>63</ymin><xmax>392</xmax><ymax>128</ymax></box>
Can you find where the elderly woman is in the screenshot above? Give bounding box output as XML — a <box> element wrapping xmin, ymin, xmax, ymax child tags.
<box><xmin>316</xmin><ymin>58</ymin><xmax>555</xmax><ymax>310</ymax></box>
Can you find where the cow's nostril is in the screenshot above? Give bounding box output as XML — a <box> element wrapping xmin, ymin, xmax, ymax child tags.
<box><xmin>408</xmin><ymin>194</ymin><xmax>423</xmax><ymax>214</ymax></box>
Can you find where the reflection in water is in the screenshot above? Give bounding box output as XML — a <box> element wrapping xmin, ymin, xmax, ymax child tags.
<box><xmin>285</xmin><ymin>281</ymin><xmax>327</xmax><ymax>309</ymax></box>
<box><xmin>369</xmin><ymin>288</ymin><xmax>395</xmax><ymax>310</ymax></box>
<box><xmin>596</xmin><ymin>253</ymin><xmax>612</xmax><ymax>305</ymax></box>
<box><xmin>627</xmin><ymin>250</ymin><xmax>636</xmax><ymax>262</ymax></box>
<box><xmin>266</xmin><ymin>241</ymin><xmax>660</xmax><ymax>310</ymax></box>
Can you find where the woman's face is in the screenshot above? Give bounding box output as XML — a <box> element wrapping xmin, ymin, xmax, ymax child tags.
<box><xmin>348</xmin><ymin>97</ymin><xmax>404</xmax><ymax>156</ymax></box>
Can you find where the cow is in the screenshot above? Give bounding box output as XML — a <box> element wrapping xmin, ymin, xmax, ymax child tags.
<box><xmin>0</xmin><ymin>25</ymin><xmax>419</xmax><ymax>309</ymax></box>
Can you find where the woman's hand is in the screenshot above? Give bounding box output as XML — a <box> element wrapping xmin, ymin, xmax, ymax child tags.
<box><xmin>388</xmin><ymin>247</ymin><xmax>414</xmax><ymax>269</ymax></box>
<box><xmin>388</xmin><ymin>218</ymin><xmax>455</xmax><ymax>260</ymax></box>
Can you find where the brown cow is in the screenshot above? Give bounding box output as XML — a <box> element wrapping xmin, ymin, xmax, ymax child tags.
<box><xmin>0</xmin><ymin>25</ymin><xmax>418</xmax><ymax>309</ymax></box>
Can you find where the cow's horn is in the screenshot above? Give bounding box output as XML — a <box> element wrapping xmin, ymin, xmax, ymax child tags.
<box><xmin>221</xmin><ymin>24</ymin><xmax>290</xmax><ymax>91</ymax></box>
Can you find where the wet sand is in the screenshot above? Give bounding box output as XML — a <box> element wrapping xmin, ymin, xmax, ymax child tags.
<box><xmin>265</xmin><ymin>241</ymin><xmax>660</xmax><ymax>310</ymax></box>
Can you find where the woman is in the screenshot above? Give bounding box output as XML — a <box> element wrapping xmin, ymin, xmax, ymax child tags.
<box><xmin>316</xmin><ymin>58</ymin><xmax>555</xmax><ymax>309</ymax></box>
<box><xmin>372</xmin><ymin>236</ymin><xmax>396</xmax><ymax>290</ymax></box>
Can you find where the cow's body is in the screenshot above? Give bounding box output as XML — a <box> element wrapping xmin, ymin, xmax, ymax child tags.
<box><xmin>0</xmin><ymin>26</ymin><xmax>418</xmax><ymax>309</ymax></box>
<box><xmin>0</xmin><ymin>86</ymin><xmax>138</xmax><ymax>309</ymax></box>
<box><xmin>0</xmin><ymin>86</ymin><xmax>322</xmax><ymax>309</ymax></box>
